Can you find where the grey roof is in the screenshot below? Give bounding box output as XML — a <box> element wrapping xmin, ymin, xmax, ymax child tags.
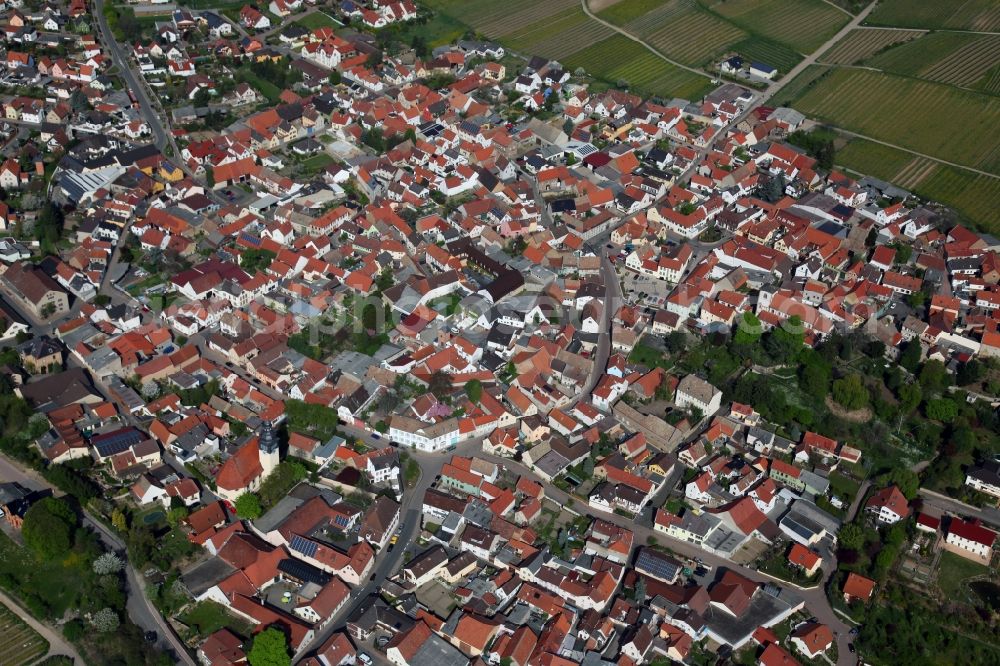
<box><xmin>181</xmin><ymin>557</ymin><xmax>237</xmax><ymax>597</ymax></box>
<box><xmin>408</xmin><ymin>631</ymin><xmax>469</xmax><ymax>666</ymax></box>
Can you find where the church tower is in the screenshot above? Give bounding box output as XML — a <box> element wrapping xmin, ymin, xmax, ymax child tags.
<box><xmin>258</xmin><ymin>420</ymin><xmax>280</xmax><ymax>477</ymax></box>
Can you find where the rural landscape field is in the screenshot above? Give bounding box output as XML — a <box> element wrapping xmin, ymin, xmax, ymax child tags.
<box><xmin>0</xmin><ymin>601</ymin><xmax>49</xmax><ymax>666</ymax></box>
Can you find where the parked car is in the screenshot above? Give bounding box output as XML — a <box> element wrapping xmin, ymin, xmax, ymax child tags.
<box><xmin>358</xmin><ymin>654</ymin><xmax>373</xmax><ymax>666</ymax></box>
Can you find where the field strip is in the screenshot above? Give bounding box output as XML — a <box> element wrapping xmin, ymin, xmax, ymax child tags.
<box><xmin>838</xmin><ymin>128</ymin><xmax>1000</xmax><ymax>181</ymax></box>
<box><xmin>581</xmin><ymin>0</ymin><xmax>715</xmax><ymax>81</ymax></box>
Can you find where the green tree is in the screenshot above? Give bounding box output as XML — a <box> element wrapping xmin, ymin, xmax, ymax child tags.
<box><xmin>919</xmin><ymin>360</ymin><xmax>950</xmax><ymax>392</ymax></box>
<box><xmin>235</xmin><ymin>493</ymin><xmax>262</xmax><ymax>519</ymax></box>
<box><xmin>898</xmin><ymin>381</ymin><xmax>922</xmax><ymax>413</ymax></box>
<box><xmin>732</xmin><ymin>310</ymin><xmax>762</xmax><ymax>346</ymax></box>
<box><xmin>464</xmin><ymin>379</ymin><xmax>482</xmax><ymax>404</ymax></box>
<box><xmin>799</xmin><ymin>360</ymin><xmax>831</xmax><ymax>400</ymax></box>
<box><xmin>899</xmin><ymin>340</ymin><xmax>921</xmax><ymax>373</ymax></box>
<box><xmin>763</xmin><ymin>316</ymin><xmax>803</xmax><ymax>363</ymax></box>
<box><xmin>832</xmin><ymin>374</ymin><xmax>869</xmax><ymax>410</ymax></box>
<box><xmin>880</xmin><ymin>468</ymin><xmax>920</xmax><ymax>500</ymax></box>
<box><xmin>248</xmin><ymin>627</ymin><xmax>291</xmax><ymax>666</ymax></box>
<box><xmin>22</xmin><ymin>497</ymin><xmax>77</xmax><ymax>560</ymax></box>
<box><xmin>924</xmin><ymin>397</ymin><xmax>958</xmax><ymax>422</ymax></box>
<box><xmin>241</xmin><ymin>249</ymin><xmax>276</xmax><ymax>274</ymax></box>
<box><xmin>838</xmin><ymin>523</ymin><xmax>864</xmax><ymax>550</ymax></box>
<box><xmin>427</xmin><ymin>371</ymin><xmax>451</xmax><ymax>401</ymax></box>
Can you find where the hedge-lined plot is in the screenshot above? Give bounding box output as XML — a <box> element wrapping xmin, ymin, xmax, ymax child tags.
<box><xmin>868</xmin><ymin>0</ymin><xmax>1000</xmax><ymax>31</ymax></box>
<box><xmin>819</xmin><ymin>28</ymin><xmax>924</xmax><ymax>65</ymax></box>
<box><xmin>790</xmin><ymin>68</ymin><xmax>1000</xmax><ymax>174</ymax></box>
<box><xmin>0</xmin><ymin>602</ymin><xmax>49</xmax><ymax>666</ymax></box>
<box><xmin>706</xmin><ymin>0</ymin><xmax>850</xmax><ymax>53</ymax></box>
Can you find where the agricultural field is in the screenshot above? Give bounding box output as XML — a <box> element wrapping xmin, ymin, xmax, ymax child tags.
<box><xmin>0</xmin><ymin>601</ymin><xmax>49</xmax><ymax>666</ymax></box>
<box><xmin>790</xmin><ymin>68</ymin><xmax>1000</xmax><ymax>174</ymax></box>
<box><xmin>866</xmin><ymin>32</ymin><xmax>1000</xmax><ymax>92</ymax></box>
<box><xmin>819</xmin><ymin>28</ymin><xmax>925</xmax><ymax>65</ymax></box>
<box><xmin>598</xmin><ymin>0</ymin><xmax>844</xmax><ymax>74</ymax></box>
<box><xmin>866</xmin><ymin>0</ymin><xmax>1000</xmax><ymax>31</ymax></box>
<box><xmin>706</xmin><ymin>0</ymin><xmax>851</xmax><ymax>53</ymax></box>
<box><xmin>837</xmin><ymin>138</ymin><xmax>1000</xmax><ymax>232</ymax></box>
<box><xmin>422</xmin><ymin>0</ymin><xmax>578</xmax><ymax>41</ymax></box>
<box><xmin>614</xmin><ymin>0</ymin><xmax>747</xmax><ymax>68</ymax></box>
<box><xmin>562</xmin><ymin>35</ymin><xmax>715</xmax><ymax>101</ymax></box>
<box><xmin>769</xmin><ymin>64</ymin><xmax>831</xmax><ymax>107</ymax></box>
<box><xmin>503</xmin><ymin>6</ymin><xmax>614</xmax><ymax>61</ymax></box>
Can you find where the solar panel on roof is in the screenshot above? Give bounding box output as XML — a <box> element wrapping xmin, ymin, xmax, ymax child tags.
<box><xmin>636</xmin><ymin>549</ymin><xmax>679</xmax><ymax>580</ymax></box>
<box><xmin>290</xmin><ymin>535</ymin><xmax>318</xmax><ymax>559</ymax></box>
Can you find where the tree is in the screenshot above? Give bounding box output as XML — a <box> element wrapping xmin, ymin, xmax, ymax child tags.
<box><xmin>427</xmin><ymin>371</ymin><xmax>451</xmax><ymax>401</ymax></box>
<box><xmin>663</xmin><ymin>331</ymin><xmax>687</xmax><ymax>353</ymax></box>
<box><xmin>111</xmin><ymin>507</ymin><xmax>128</xmax><ymax>532</ymax></box>
<box><xmin>919</xmin><ymin>359</ymin><xmax>949</xmax><ymax>392</ymax></box>
<box><xmin>91</xmin><ymin>607</ymin><xmax>120</xmax><ymax>633</ymax></box>
<box><xmin>838</xmin><ymin>523</ymin><xmax>864</xmax><ymax>550</ymax></box>
<box><xmin>899</xmin><ymin>340</ymin><xmax>922</xmax><ymax>373</ymax></box>
<box><xmin>832</xmin><ymin>374</ymin><xmax>869</xmax><ymax>410</ymax></box>
<box><xmin>763</xmin><ymin>173</ymin><xmax>786</xmax><ymax>203</ymax></box>
<box><xmin>241</xmin><ymin>249</ymin><xmax>276</xmax><ymax>274</ymax></box>
<box><xmin>924</xmin><ymin>397</ymin><xmax>958</xmax><ymax>422</ymax></box>
<box><xmin>898</xmin><ymin>381</ymin><xmax>922</xmax><ymax>413</ymax></box>
<box><xmin>464</xmin><ymin>379</ymin><xmax>482</xmax><ymax>404</ymax></box>
<box><xmin>798</xmin><ymin>358</ymin><xmax>831</xmax><ymax>400</ymax></box>
<box><xmin>22</xmin><ymin>497</ymin><xmax>77</xmax><ymax>560</ymax></box>
<box><xmin>235</xmin><ymin>493</ymin><xmax>262</xmax><ymax>519</ymax></box>
<box><xmin>93</xmin><ymin>552</ymin><xmax>124</xmax><ymax>575</ymax></box>
<box><xmin>248</xmin><ymin>627</ymin><xmax>291</xmax><ymax>666</ymax></box>
<box><xmin>732</xmin><ymin>311</ymin><xmax>762</xmax><ymax>346</ymax></box>
<box><xmin>882</xmin><ymin>468</ymin><xmax>919</xmax><ymax>500</ymax></box>
<box><xmin>956</xmin><ymin>360</ymin><xmax>983</xmax><ymax>386</ymax></box>
<box><xmin>907</xmin><ymin>290</ymin><xmax>927</xmax><ymax>308</ymax></box>
<box><xmin>167</xmin><ymin>506</ymin><xmax>189</xmax><ymax>527</ymax></box>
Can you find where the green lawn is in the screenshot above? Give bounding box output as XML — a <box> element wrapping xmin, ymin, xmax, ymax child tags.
<box><xmin>295</xmin><ymin>11</ymin><xmax>341</xmax><ymax>30</ymax></box>
<box><xmin>629</xmin><ymin>342</ymin><xmax>670</xmax><ymax>370</ymax></box>
<box><xmin>236</xmin><ymin>70</ymin><xmax>282</xmax><ymax>104</ymax></box>
<box><xmin>299</xmin><ymin>152</ymin><xmax>335</xmax><ymax>175</ymax></box>
<box><xmin>828</xmin><ymin>471</ymin><xmax>861</xmax><ymax>501</ymax></box>
<box><xmin>937</xmin><ymin>551</ymin><xmax>989</xmax><ymax>598</ymax></box>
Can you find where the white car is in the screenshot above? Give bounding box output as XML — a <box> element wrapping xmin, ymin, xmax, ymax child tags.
<box><xmin>358</xmin><ymin>654</ymin><xmax>373</xmax><ymax>666</ymax></box>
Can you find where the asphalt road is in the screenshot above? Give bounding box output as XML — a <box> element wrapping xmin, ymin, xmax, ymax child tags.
<box><xmin>92</xmin><ymin>0</ymin><xmax>168</xmax><ymax>152</ymax></box>
<box><xmin>918</xmin><ymin>488</ymin><xmax>1000</xmax><ymax>528</ymax></box>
